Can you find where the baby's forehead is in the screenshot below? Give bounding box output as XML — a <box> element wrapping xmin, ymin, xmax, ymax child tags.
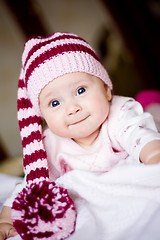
<box><xmin>39</xmin><ymin>72</ymin><xmax>103</xmax><ymax>98</ymax></box>
<box><xmin>43</xmin><ymin>72</ymin><xmax>96</xmax><ymax>88</ymax></box>
<box><xmin>54</xmin><ymin>72</ymin><xmax>103</xmax><ymax>84</ymax></box>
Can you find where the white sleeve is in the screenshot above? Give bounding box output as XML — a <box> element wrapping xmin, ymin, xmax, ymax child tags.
<box><xmin>116</xmin><ymin>100</ymin><xmax>160</xmax><ymax>161</ymax></box>
<box><xmin>3</xmin><ymin>176</ymin><xmax>26</xmax><ymax>208</ymax></box>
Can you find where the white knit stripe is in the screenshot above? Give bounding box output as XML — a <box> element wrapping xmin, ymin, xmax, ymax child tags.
<box><xmin>20</xmin><ymin>123</ymin><xmax>42</xmax><ymax>139</ymax></box>
<box><xmin>23</xmin><ymin>37</ymin><xmax>94</xmax><ymax>74</ymax></box>
<box><xmin>23</xmin><ymin>140</ymin><xmax>45</xmax><ymax>156</ymax></box>
<box><xmin>25</xmin><ymin>158</ymin><xmax>48</xmax><ymax>174</ymax></box>
<box><xmin>28</xmin><ymin>176</ymin><xmax>48</xmax><ymax>186</ymax></box>
<box><xmin>18</xmin><ymin>87</ymin><xmax>29</xmax><ymax>100</ymax></box>
<box><xmin>18</xmin><ymin>107</ymin><xmax>42</xmax><ymax>121</ymax></box>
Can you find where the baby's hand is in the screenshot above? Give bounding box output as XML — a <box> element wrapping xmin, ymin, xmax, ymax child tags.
<box><xmin>0</xmin><ymin>222</ymin><xmax>18</xmax><ymax>240</ymax></box>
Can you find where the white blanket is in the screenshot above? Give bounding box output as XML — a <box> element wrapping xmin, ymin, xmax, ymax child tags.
<box><xmin>0</xmin><ymin>174</ymin><xmax>23</xmax><ymax>213</ymax></box>
<box><xmin>2</xmin><ymin>159</ymin><xmax>160</xmax><ymax>240</ymax></box>
<box><xmin>57</xmin><ymin>160</ymin><xmax>160</xmax><ymax>240</ymax></box>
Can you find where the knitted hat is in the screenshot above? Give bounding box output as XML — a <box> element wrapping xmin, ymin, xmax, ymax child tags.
<box><xmin>11</xmin><ymin>32</ymin><xmax>112</xmax><ymax>240</ymax></box>
<box><xmin>23</xmin><ymin>32</ymin><xmax>112</xmax><ymax>116</ymax></box>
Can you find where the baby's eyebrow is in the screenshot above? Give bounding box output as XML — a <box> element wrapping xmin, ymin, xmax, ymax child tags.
<box><xmin>73</xmin><ymin>79</ymin><xmax>91</xmax><ymax>86</ymax></box>
<box><xmin>41</xmin><ymin>93</ymin><xmax>57</xmax><ymax>105</ymax></box>
<box><xmin>44</xmin><ymin>90</ymin><xmax>57</xmax><ymax>99</ymax></box>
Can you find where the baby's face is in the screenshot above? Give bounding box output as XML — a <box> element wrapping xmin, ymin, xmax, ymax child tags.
<box><xmin>39</xmin><ymin>72</ymin><xmax>111</xmax><ymax>147</ymax></box>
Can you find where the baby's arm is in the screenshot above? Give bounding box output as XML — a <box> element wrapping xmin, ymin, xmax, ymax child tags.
<box><xmin>0</xmin><ymin>177</ymin><xmax>26</xmax><ymax>239</ymax></box>
<box><xmin>0</xmin><ymin>206</ymin><xmax>17</xmax><ymax>240</ymax></box>
<box><xmin>140</xmin><ymin>140</ymin><xmax>160</xmax><ymax>164</ymax></box>
<box><xmin>114</xmin><ymin>98</ymin><xmax>160</xmax><ymax>163</ymax></box>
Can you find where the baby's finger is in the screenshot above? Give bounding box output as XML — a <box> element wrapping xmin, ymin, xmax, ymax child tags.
<box><xmin>8</xmin><ymin>227</ymin><xmax>18</xmax><ymax>237</ymax></box>
<box><xmin>0</xmin><ymin>231</ymin><xmax>5</xmax><ymax>240</ymax></box>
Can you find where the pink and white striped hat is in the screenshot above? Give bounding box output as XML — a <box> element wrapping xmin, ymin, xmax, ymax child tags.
<box><xmin>22</xmin><ymin>32</ymin><xmax>112</xmax><ymax>115</ymax></box>
<box><xmin>11</xmin><ymin>32</ymin><xmax>112</xmax><ymax>240</ymax></box>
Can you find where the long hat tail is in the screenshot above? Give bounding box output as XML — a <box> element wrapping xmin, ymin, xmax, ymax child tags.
<box><xmin>17</xmin><ymin>68</ymin><xmax>49</xmax><ymax>183</ymax></box>
<box><xmin>11</xmin><ymin>68</ymin><xmax>76</xmax><ymax>240</ymax></box>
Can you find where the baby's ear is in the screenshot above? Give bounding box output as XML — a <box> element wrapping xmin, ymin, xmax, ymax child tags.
<box><xmin>104</xmin><ymin>84</ymin><xmax>112</xmax><ymax>101</ymax></box>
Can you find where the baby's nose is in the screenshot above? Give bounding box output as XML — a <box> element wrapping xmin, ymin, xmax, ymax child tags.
<box><xmin>67</xmin><ymin>103</ymin><xmax>81</xmax><ymax>116</ymax></box>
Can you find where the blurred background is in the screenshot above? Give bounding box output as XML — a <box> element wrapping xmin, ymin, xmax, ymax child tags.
<box><xmin>0</xmin><ymin>0</ymin><xmax>160</xmax><ymax>176</ymax></box>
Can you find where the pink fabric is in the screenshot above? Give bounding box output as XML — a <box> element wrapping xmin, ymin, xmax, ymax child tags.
<box><xmin>135</xmin><ymin>90</ymin><xmax>160</xmax><ymax>110</ymax></box>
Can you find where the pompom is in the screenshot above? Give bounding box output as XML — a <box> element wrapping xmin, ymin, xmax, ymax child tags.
<box><xmin>11</xmin><ymin>181</ymin><xmax>76</xmax><ymax>240</ymax></box>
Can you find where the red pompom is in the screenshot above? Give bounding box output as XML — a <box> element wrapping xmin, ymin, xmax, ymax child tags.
<box><xmin>11</xmin><ymin>181</ymin><xmax>76</xmax><ymax>240</ymax></box>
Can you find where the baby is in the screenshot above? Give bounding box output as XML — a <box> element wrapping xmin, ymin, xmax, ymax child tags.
<box><xmin>0</xmin><ymin>32</ymin><xmax>160</xmax><ymax>240</ymax></box>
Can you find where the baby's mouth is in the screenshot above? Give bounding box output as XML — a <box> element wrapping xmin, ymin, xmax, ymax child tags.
<box><xmin>69</xmin><ymin>116</ymin><xmax>89</xmax><ymax>126</ymax></box>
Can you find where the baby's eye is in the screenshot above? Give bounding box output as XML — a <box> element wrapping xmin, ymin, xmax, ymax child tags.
<box><xmin>50</xmin><ymin>100</ymin><xmax>60</xmax><ymax>108</ymax></box>
<box><xmin>77</xmin><ymin>87</ymin><xmax>86</xmax><ymax>95</ymax></box>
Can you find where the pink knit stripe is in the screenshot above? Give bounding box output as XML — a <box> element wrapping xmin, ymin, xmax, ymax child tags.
<box><xmin>17</xmin><ymin>98</ymin><xmax>32</xmax><ymax>111</ymax></box>
<box><xmin>18</xmin><ymin>79</ymin><xmax>25</xmax><ymax>88</ymax></box>
<box><xmin>26</xmin><ymin>168</ymin><xmax>49</xmax><ymax>182</ymax></box>
<box><xmin>23</xmin><ymin>149</ymin><xmax>47</xmax><ymax>167</ymax></box>
<box><xmin>20</xmin><ymin>123</ymin><xmax>41</xmax><ymax>141</ymax></box>
<box><xmin>24</xmin><ymin>34</ymin><xmax>87</xmax><ymax>68</ymax></box>
<box><xmin>25</xmin><ymin>44</ymin><xmax>100</xmax><ymax>86</ymax></box>
<box><xmin>22</xmin><ymin>130</ymin><xmax>41</xmax><ymax>148</ymax></box>
<box><xmin>19</xmin><ymin>115</ymin><xmax>43</xmax><ymax>130</ymax></box>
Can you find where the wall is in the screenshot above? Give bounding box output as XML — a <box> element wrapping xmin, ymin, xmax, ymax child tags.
<box><xmin>0</xmin><ymin>0</ymin><xmax>143</xmax><ymax>159</ymax></box>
